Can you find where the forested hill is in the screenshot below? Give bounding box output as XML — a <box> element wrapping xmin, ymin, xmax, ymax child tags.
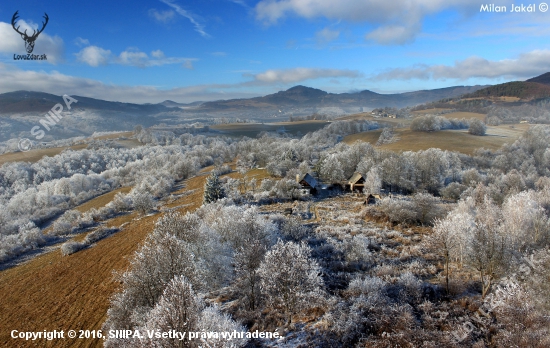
<box><xmin>462</xmin><ymin>81</ymin><xmax>550</xmax><ymax>101</ymax></box>
<box><xmin>527</xmin><ymin>72</ymin><xmax>550</xmax><ymax>85</ymax></box>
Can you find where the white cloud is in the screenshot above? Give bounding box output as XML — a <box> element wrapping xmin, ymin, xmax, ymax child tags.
<box><xmin>74</xmin><ymin>46</ymin><xmax>196</xmax><ymax>68</ymax></box>
<box><xmin>0</xmin><ymin>63</ymin><xmax>365</xmax><ymax>103</ymax></box>
<box><xmin>229</xmin><ymin>0</ymin><xmax>250</xmax><ymax>8</ymax></box>
<box><xmin>212</xmin><ymin>51</ymin><xmax>228</xmax><ymax>56</ymax></box>
<box><xmin>74</xmin><ymin>37</ymin><xmax>90</xmax><ymax>47</ymax></box>
<box><xmin>75</xmin><ymin>46</ymin><xmax>112</xmax><ymax>67</ymax></box>
<box><xmin>316</xmin><ymin>27</ymin><xmax>340</xmax><ymax>44</ymax></box>
<box><xmin>151</xmin><ymin>49</ymin><xmax>165</xmax><ymax>58</ymax></box>
<box><xmin>365</xmin><ymin>23</ymin><xmax>419</xmax><ymax>45</ymax></box>
<box><xmin>160</xmin><ymin>0</ymin><xmax>210</xmax><ymax>38</ymax></box>
<box><xmin>372</xmin><ymin>50</ymin><xmax>550</xmax><ymax>81</ymax></box>
<box><xmin>0</xmin><ymin>21</ymin><xmax>64</xmax><ymax>63</ymax></box>
<box><xmin>250</xmin><ymin>67</ymin><xmax>362</xmax><ymax>84</ymax></box>
<box><xmin>0</xmin><ymin>63</ymin><xmax>255</xmax><ymax>103</ymax></box>
<box><xmin>255</xmin><ymin>0</ymin><xmax>512</xmax><ymax>44</ymax></box>
<box><xmin>149</xmin><ymin>9</ymin><xmax>176</xmax><ymax>23</ymax></box>
<box><xmin>183</xmin><ymin>59</ymin><xmax>194</xmax><ymax>69</ymax></box>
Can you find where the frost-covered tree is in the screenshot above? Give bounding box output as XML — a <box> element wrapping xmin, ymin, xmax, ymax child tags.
<box><xmin>258</xmin><ymin>240</ymin><xmax>324</xmax><ymax>324</ymax></box>
<box><xmin>138</xmin><ymin>276</ymin><xmax>201</xmax><ymax>348</ymax></box>
<box><xmin>467</xmin><ymin>199</ymin><xmax>511</xmax><ymax>298</ymax></box>
<box><xmin>234</xmin><ymin>240</ymin><xmax>266</xmax><ymax>311</ymax></box>
<box><xmin>132</xmin><ymin>190</ymin><xmax>156</xmax><ymax>215</ymax></box>
<box><xmin>376</xmin><ymin>127</ymin><xmax>396</xmax><ymax>145</ymax></box>
<box><xmin>363</xmin><ymin>167</ymin><xmax>381</xmax><ymax>194</ymax></box>
<box><xmin>468</xmin><ymin>119</ymin><xmax>487</xmax><ymax>136</ymax></box>
<box><xmin>431</xmin><ymin>215</ymin><xmax>463</xmax><ymax>293</ymax></box>
<box><xmin>319</xmin><ymin>154</ymin><xmax>345</xmax><ymax>183</ymax></box>
<box><xmin>412</xmin><ymin>192</ymin><xmax>443</xmax><ymax>226</ymax></box>
<box><xmin>203</xmin><ymin>173</ymin><xmax>226</xmax><ymax>204</ymax></box>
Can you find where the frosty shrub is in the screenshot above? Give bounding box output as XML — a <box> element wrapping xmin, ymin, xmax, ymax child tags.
<box><xmin>411</xmin><ymin>192</ymin><xmax>444</xmax><ymax>226</ymax></box>
<box><xmin>109</xmin><ymin>192</ymin><xmax>133</xmax><ymax>213</ymax></box>
<box><xmin>395</xmin><ymin>272</ymin><xmax>423</xmax><ymax>305</ymax></box>
<box><xmin>342</xmin><ymin>235</ymin><xmax>372</xmax><ymax>263</ymax></box>
<box><xmin>440</xmin><ymin>182</ymin><xmax>467</xmax><ymax>200</ymax></box>
<box><xmin>52</xmin><ymin>210</ymin><xmax>83</xmax><ymax>235</ymax></box>
<box><xmin>0</xmin><ymin>222</ymin><xmax>48</xmax><ymax>263</ymax></box>
<box><xmin>378</xmin><ymin>198</ymin><xmax>418</xmax><ymax>225</ymax></box>
<box><xmin>204</xmin><ymin>173</ymin><xmax>226</xmax><ymax>204</ymax></box>
<box><xmin>61</xmin><ymin>241</ymin><xmax>87</xmax><ymax>256</ymax></box>
<box><xmin>345</xmin><ymin>275</ymin><xmax>386</xmax><ymax>298</ymax></box>
<box><xmin>376</xmin><ymin>127</ymin><xmax>396</xmax><ymax>145</ymax></box>
<box><xmin>211</xmin><ymin>164</ymin><xmax>232</xmax><ymax>176</ymax></box>
<box><xmin>258</xmin><ymin>240</ymin><xmax>324</xmax><ymax>324</ymax></box>
<box><xmin>132</xmin><ymin>190</ymin><xmax>156</xmax><ymax>215</ymax></box>
<box><xmin>272</xmin><ymin>179</ymin><xmax>303</xmax><ymax>200</ymax></box>
<box><xmin>83</xmin><ymin>226</ymin><xmax>117</xmax><ymax>244</ymax></box>
<box><xmin>468</xmin><ymin>119</ymin><xmax>487</xmax><ymax>136</ymax></box>
<box><xmin>280</xmin><ymin>216</ymin><xmax>309</xmax><ymax>241</ymax></box>
<box><xmin>197</xmin><ymin>305</ymin><xmax>248</xmax><ymax>348</ymax></box>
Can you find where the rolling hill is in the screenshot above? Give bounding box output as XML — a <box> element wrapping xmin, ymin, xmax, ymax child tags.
<box><xmin>462</xmin><ymin>81</ymin><xmax>550</xmax><ymax>101</ymax></box>
<box><xmin>199</xmin><ymin>85</ymin><xmax>487</xmax><ymax>110</ymax></box>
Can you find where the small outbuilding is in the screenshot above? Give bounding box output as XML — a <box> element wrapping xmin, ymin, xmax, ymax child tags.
<box><xmin>347</xmin><ymin>172</ymin><xmax>366</xmax><ymax>192</ymax></box>
<box><xmin>296</xmin><ymin>173</ymin><xmax>317</xmax><ymax>191</ymax></box>
<box><xmin>365</xmin><ymin>193</ymin><xmax>381</xmax><ymax>205</ymax></box>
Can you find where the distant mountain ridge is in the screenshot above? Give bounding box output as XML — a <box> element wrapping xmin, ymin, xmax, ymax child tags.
<box><xmin>0</xmin><ymin>91</ymin><xmax>171</xmax><ymax>115</ymax></box>
<box><xmin>199</xmin><ymin>85</ymin><xmax>488</xmax><ymax>110</ymax></box>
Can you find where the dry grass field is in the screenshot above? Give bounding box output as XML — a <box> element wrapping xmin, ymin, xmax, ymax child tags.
<box><xmin>0</xmin><ymin>144</ymin><xmax>88</xmax><ymax>167</ymax></box>
<box><xmin>344</xmin><ymin>124</ymin><xmax>529</xmax><ymax>154</ymax></box>
<box><xmin>211</xmin><ymin>120</ymin><xmax>330</xmax><ymax>138</ymax></box>
<box><xmin>0</xmin><ymin>176</ymin><xmax>204</xmax><ymax>347</ymax></box>
<box><xmin>0</xmin><ymin>132</ymin><xmax>138</xmax><ymax>167</ymax></box>
<box><xmin>441</xmin><ymin>112</ymin><xmax>486</xmax><ymax>120</ymax></box>
<box><xmin>411</xmin><ymin>108</ymin><xmax>453</xmax><ymax>115</ymax></box>
<box><xmin>0</xmin><ymin>167</ymin><xmax>271</xmax><ymax>348</ymax></box>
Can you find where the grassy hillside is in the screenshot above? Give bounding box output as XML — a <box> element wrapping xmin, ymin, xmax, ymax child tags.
<box><xmin>0</xmin><ymin>166</ymin><xmax>273</xmax><ymax>348</ymax></box>
<box><xmin>462</xmin><ymin>81</ymin><xmax>550</xmax><ymax>100</ymax></box>
<box><xmin>343</xmin><ymin>124</ymin><xmax>528</xmax><ymax>154</ymax></box>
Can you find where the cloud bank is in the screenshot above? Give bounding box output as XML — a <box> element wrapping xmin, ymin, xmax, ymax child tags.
<box><xmin>372</xmin><ymin>50</ymin><xmax>550</xmax><ymax>81</ymax></box>
<box><xmin>254</xmin><ymin>0</ymin><xmax>512</xmax><ymax>45</ymax></box>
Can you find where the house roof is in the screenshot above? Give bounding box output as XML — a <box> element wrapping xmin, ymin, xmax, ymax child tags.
<box><xmin>296</xmin><ymin>173</ymin><xmax>317</xmax><ymax>188</ymax></box>
<box><xmin>348</xmin><ymin>172</ymin><xmax>365</xmax><ymax>184</ymax></box>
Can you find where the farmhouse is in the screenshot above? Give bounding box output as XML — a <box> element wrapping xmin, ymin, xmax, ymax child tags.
<box><xmin>347</xmin><ymin>172</ymin><xmax>365</xmax><ymax>192</ymax></box>
<box><xmin>296</xmin><ymin>173</ymin><xmax>317</xmax><ymax>193</ymax></box>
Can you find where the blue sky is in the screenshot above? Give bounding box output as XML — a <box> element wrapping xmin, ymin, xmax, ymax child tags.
<box><xmin>0</xmin><ymin>0</ymin><xmax>549</xmax><ymax>103</ymax></box>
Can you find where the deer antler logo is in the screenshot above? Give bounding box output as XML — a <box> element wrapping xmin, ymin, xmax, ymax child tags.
<box><xmin>11</xmin><ymin>11</ymin><xmax>49</xmax><ymax>54</ymax></box>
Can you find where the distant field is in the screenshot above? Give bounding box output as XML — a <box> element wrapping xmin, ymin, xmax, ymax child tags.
<box><xmin>211</xmin><ymin>120</ymin><xmax>330</xmax><ymax>138</ymax></box>
<box><xmin>0</xmin><ymin>132</ymin><xmax>140</xmax><ymax>167</ymax></box>
<box><xmin>336</xmin><ymin>113</ymin><xmax>408</xmax><ymax>127</ymax></box>
<box><xmin>344</xmin><ymin>124</ymin><xmax>528</xmax><ymax>154</ymax></box>
<box><xmin>411</xmin><ymin>108</ymin><xmax>453</xmax><ymax>115</ymax></box>
<box><xmin>0</xmin><ymin>144</ymin><xmax>88</xmax><ymax>167</ymax></box>
<box><xmin>441</xmin><ymin>112</ymin><xmax>486</xmax><ymax>120</ymax></box>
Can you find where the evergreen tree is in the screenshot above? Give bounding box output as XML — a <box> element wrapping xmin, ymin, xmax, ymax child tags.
<box><xmin>203</xmin><ymin>173</ymin><xmax>226</xmax><ymax>204</ymax></box>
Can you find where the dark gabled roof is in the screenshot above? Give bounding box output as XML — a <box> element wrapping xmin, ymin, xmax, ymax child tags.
<box><xmin>296</xmin><ymin>173</ymin><xmax>317</xmax><ymax>188</ymax></box>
